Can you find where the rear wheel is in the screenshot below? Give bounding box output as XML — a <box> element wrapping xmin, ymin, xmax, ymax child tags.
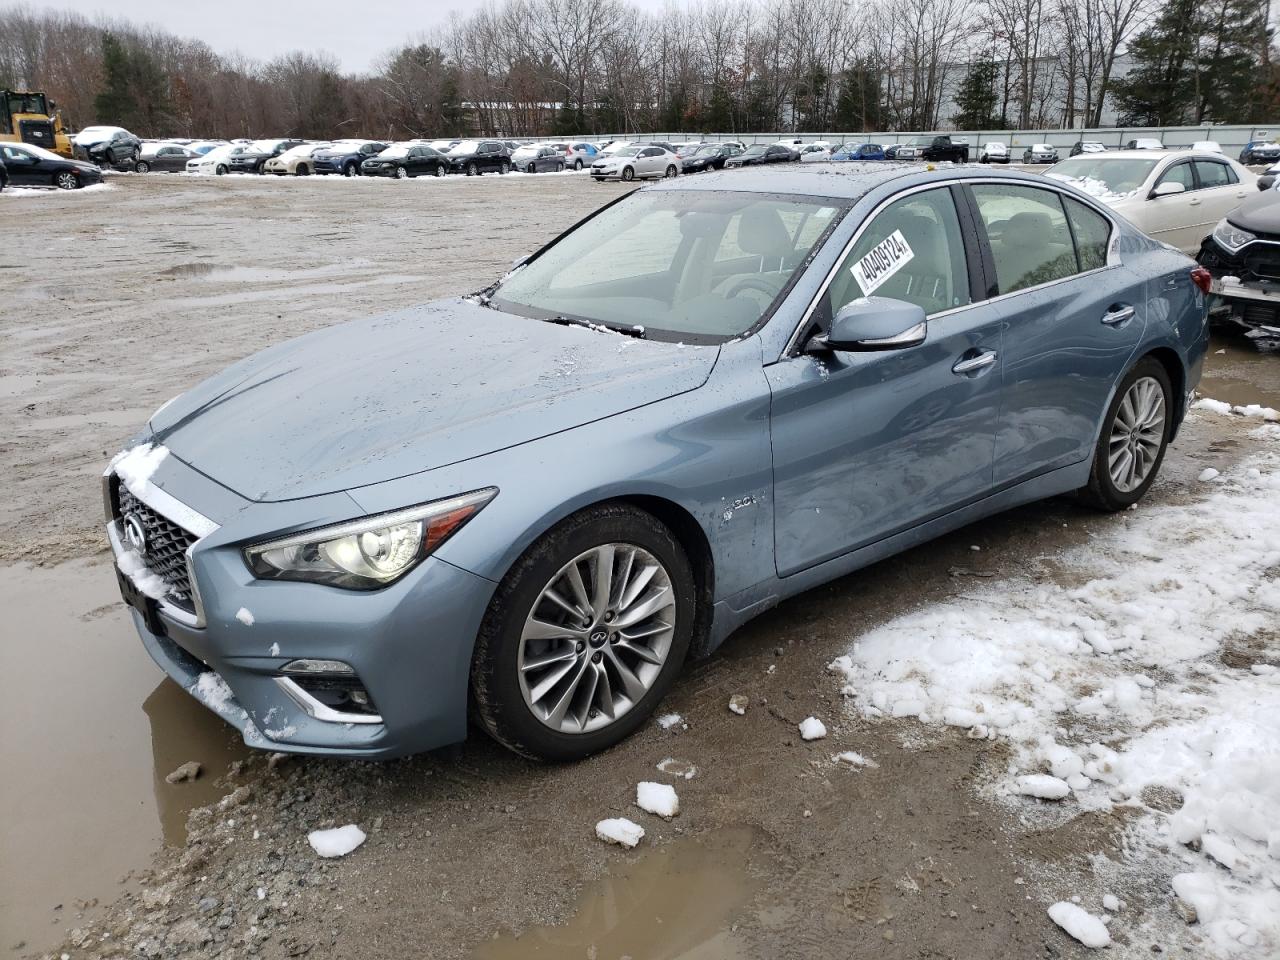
<box><xmin>574</xmin><ymin>158</ymin><xmax>584</xmax><ymax>170</ymax></box>
<box><xmin>471</xmin><ymin>504</ymin><xmax>695</xmax><ymax>760</ymax></box>
<box><xmin>526</xmin><ymin>163</ymin><xmax>537</xmax><ymax>174</ymax></box>
<box><xmin>54</xmin><ymin>170</ymin><xmax>80</xmax><ymax>190</ymax></box>
<box><xmin>556</xmin><ymin>161</ymin><xmax>565</xmax><ymax>172</ymax></box>
<box><xmin>499</xmin><ymin>160</ymin><xmax>510</xmax><ymax>175</ymax></box>
<box><xmin>215</xmin><ymin>164</ymin><xmax>228</xmax><ymax>175</ymax></box>
<box><xmin>1078</xmin><ymin>357</ymin><xmax>1172</xmax><ymax>511</ymax></box>
<box><xmin>665</xmin><ymin>164</ymin><xmax>677</xmax><ymax>178</ymax></box>
<box><xmin>135</xmin><ymin>160</ymin><xmax>150</xmax><ymax>174</ymax></box>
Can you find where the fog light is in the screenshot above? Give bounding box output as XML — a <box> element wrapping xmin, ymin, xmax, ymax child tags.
<box><xmin>281</xmin><ymin>659</ymin><xmax>353</xmax><ymax>675</ymax></box>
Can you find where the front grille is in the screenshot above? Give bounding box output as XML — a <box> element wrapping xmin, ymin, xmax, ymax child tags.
<box><xmin>18</xmin><ymin>119</ymin><xmax>54</xmax><ymax>146</ymax></box>
<box><xmin>1240</xmin><ymin>300</ymin><xmax>1280</xmax><ymax>327</ymax></box>
<box><xmin>116</xmin><ymin>486</ymin><xmax>199</xmax><ymax>612</ymax></box>
<box><xmin>1242</xmin><ymin>244</ymin><xmax>1280</xmax><ymax>282</ymax></box>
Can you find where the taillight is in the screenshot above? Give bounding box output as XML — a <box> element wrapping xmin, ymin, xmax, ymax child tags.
<box><xmin>1190</xmin><ymin>266</ymin><xmax>1212</xmax><ymax>294</ymax></box>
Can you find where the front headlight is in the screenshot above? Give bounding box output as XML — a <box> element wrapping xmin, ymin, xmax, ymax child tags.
<box><xmin>1212</xmin><ymin>218</ymin><xmax>1257</xmax><ymax>253</ymax></box>
<box><xmin>244</xmin><ymin>488</ymin><xmax>496</xmax><ymax>589</ymax></box>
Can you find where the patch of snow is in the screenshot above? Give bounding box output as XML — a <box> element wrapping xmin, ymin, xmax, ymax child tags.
<box><xmin>110</xmin><ymin>442</ymin><xmax>170</xmax><ymax>499</ymax></box>
<box><xmin>656</xmin><ymin>712</ymin><xmax>683</xmax><ymax>729</ymax></box>
<box><xmin>116</xmin><ymin>550</ymin><xmax>169</xmax><ymax>600</ymax></box>
<box><xmin>1047</xmin><ymin>902</ymin><xmax>1111</xmax><ymax>948</ymax></box>
<box><xmin>656</xmin><ymin>758</ymin><xmax>697</xmax><ymax>779</ymax></box>
<box><xmin>728</xmin><ymin>694</ymin><xmax>748</xmax><ymax>715</ymax></box>
<box><xmin>235</xmin><ymin>607</ymin><xmax>255</xmax><ymax>626</ymax></box>
<box><xmin>1193</xmin><ymin>397</ymin><xmax>1280</xmax><ymax>421</ymax></box>
<box><xmin>829</xmin><ymin>444</ymin><xmax>1280</xmax><ymax>954</ymax></box>
<box><xmin>308</xmin><ymin>824</ymin><xmax>366</xmax><ymax>858</ymax></box>
<box><xmin>636</xmin><ymin>781</ymin><xmax>679</xmax><ymax>818</ymax></box>
<box><xmin>834</xmin><ymin>750</ymin><xmax>879</xmax><ymax>769</ymax></box>
<box><xmin>799</xmin><ymin>717</ymin><xmax>827</xmax><ymax>740</ymax></box>
<box><xmin>1199</xmin><ymin>467</ymin><xmax>1221</xmax><ymax>482</ymax></box>
<box><xmin>595</xmin><ymin>817</ymin><xmax>644</xmax><ymax>848</ymax></box>
<box><xmin>269</xmin><ymin>642</ymin><xmax>280</xmax><ymax>656</ymax></box>
<box><xmin>1102</xmin><ymin>893</ymin><xmax>1123</xmax><ymax>912</ymax></box>
<box><xmin>190</xmin><ymin>672</ymin><xmax>236</xmax><ymax>712</ymax></box>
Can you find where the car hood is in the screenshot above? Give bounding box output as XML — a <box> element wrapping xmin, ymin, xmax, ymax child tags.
<box><xmin>1225</xmin><ymin>190</ymin><xmax>1280</xmax><ymax>234</ymax></box>
<box><xmin>150</xmin><ymin>298</ymin><xmax>719</xmax><ymax>502</ymax></box>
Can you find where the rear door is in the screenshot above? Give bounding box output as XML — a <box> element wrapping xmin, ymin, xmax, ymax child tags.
<box><xmin>767</xmin><ymin>185</ymin><xmax>1005</xmax><ymax>575</ymax></box>
<box><xmin>1190</xmin><ymin>159</ymin><xmax>1251</xmax><ymax>245</ymax></box>
<box><xmin>965</xmin><ymin>183</ymin><xmax>1147</xmax><ymax>487</ymax></box>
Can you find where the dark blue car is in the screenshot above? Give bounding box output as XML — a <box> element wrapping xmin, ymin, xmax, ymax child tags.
<box><xmin>832</xmin><ymin>143</ymin><xmax>885</xmax><ymax>161</ymax></box>
<box><xmin>313</xmin><ymin>140</ymin><xmax>391</xmax><ymax>176</ymax></box>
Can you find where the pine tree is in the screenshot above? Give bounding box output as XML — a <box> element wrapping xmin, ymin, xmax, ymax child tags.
<box><xmin>951</xmin><ymin>61</ymin><xmax>1003</xmax><ymax>129</ymax></box>
<box><xmin>93</xmin><ymin>33</ymin><xmax>137</xmax><ymax>126</ymax></box>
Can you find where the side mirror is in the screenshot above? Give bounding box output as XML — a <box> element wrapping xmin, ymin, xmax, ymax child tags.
<box><xmin>1150</xmin><ymin>181</ymin><xmax>1185</xmax><ymax>199</ymax></box>
<box><xmin>809</xmin><ymin>297</ymin><xmax>927</xmax><ymax>353</ymax></box>
<box><xmin>1257</xmin><ymin>175</ymin><xmax>1275</xmax><ymax>191</ymax></box>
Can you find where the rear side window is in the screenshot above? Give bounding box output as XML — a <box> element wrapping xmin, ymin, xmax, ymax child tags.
<box><xmin>1064</xmin><ymin>198</ymin><xmax>1112</xmax><ymax>272</ymax></box>
<box><xmin>823</xmin><ymin>187</ymin><xmax>972</xmax><ymax>320</ymax></box>
<box><xmin>971</xmin><ymin>185</ymin><xmax>1078</xmax><ymax>294</ymax></box>
<box><xmin>1194</xmin><ymin>160</ymin><xmax>1236</xmax><ymax>187</ymax></box>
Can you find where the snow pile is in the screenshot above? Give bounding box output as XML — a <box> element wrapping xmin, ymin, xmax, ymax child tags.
<box><xmin>833</xmin><ymin>750</ymin><xmax>878</xmax><ymax>769</ymax></box>
<box><xmin>635</xmin><ymin>782</ymin><xmax>679</xmax><ymax>819</ymax></box>
<box><xmin>1193</xmin><ymin>397</ymin><xmax>1280</xmax><ymax>422</ymax></box>
<box><xmin>116</xmin><ymin>550</ymin><xmax>169</xmax><ymax>600</ymax></box>
<box><xmin>799</xmin><ymin>717</ymin><xmax>827</xmax><ymax>740</ymax></box>
<box><xmin>1047</xmin><ymin>902</ymin><xmax>1111</xmax><ymax>948</ymax></box>
<box><xmin>110</xmin><ymin>442</ymin><xmax>169</xmax><ymax>498</ymax></box>
<box><xmin>830</xmin><ymin>446</ymin><xmax>1280</xmax><ymax>955</ymax></box>
<box><xmin>595</xmin><ymin>817</ymin><xmax>644</xmax><ymax>848</ymax></box>
<box><xmin>307</xmin><ymin>824</ymin><xmax>366</xmax><ymax>858</ymax></box>
<box><xmin>656</xmin><ymin>712</ymin><xmax>683</xmax><ymax>730</ymax></box>
<box><xmin>1046</xmin><ymin>174</ymin><xmax>1137</xmax><ymax>204</ymax></box>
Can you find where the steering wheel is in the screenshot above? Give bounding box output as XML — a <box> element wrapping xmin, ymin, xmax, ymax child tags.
<box><xmin>723</xmin><ymin>275</ymin><xmax>782</xmax><ymax>300</ymax></box>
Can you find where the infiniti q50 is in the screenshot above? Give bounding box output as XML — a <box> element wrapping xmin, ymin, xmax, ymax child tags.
<box><xmin>105</xmin><ymin>165</ymin><xmax>1209</xmax><ymax>760</ymax></box>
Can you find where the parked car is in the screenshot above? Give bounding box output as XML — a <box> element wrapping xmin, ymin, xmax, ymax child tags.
<box><xmin>674</xmin><ymin>142</ymin><xmax>705</xmax><ymax>158</ymax></box>
<box><xmin>135</xmin><ymin>143</ymin><xmax>200</xmax><ymax>173</ymax></box>
<box><xmin>1196</xmin><ymin>189</ymin><xmax>1280</xmax><ymax>340</ymax></box>
<box><xmin>832</xmin><ymin>143</ymin><xmax>885</xmax><ymax>161</ymax></box>
<box><xmin>1069</xmin><ymin>141</ymin><xmax>1106</xmax><ymax>157</ymax></box>
<box><xmin>590</xmin><ymin>144</ymin><xmax>680</xmax><ymax>181</ymax></box>
<box><xmin>1047</xmin><ymin>149</ymin><xmax>1255</xmax><ymax>253</ymax></box>
<box><xmin>1023</xmin><ymin>143</ymin><xmax>1060</xmax><ymax>164</ymax></box>
<box><xmin>263</xmin><ymin>143</ymin><xmax>330</xmax><ymax>176</ymax></box>
<box><xmin>725</xmin><ymin>144</ymin><xmax>798</xmax><ymax>167</ymax></box>
<box><xmin>883</xmin><ymin>144</ymin><xmax>905</xmax><ymax>160</ymax></box>
<box><xmin>186</xmin><ymin>144</ymin><xmax>244</xmax><ymax>176</ymax></box>
<box><xmin>361</xmin><ymin>143</ymin><xmax>450</xmax><ymax>178</ymax></box>
<box><xmin>226</xmin><ymin>139</ymin><xmax>304</xmax><ymax>174</ymax></box>
<box><xmin>512</xmin><ymin>144</ymin><xmax>566</xmax><ymax>173</ymax></box>
<box><xmin>446</xmin><ymin>140</ymin><xmax>511</xmax><ymax>176</ymax></box>
<box><xmin>896</xmin><ymin>136</ymin><xmax>969</xmax><ymax>162</ymax></box>
<box><xmin>979</xmin><ymin>142</ymin><xmax>1010</xmax><ymax>163</ymax></box>
<box><xmin>72</xmin><ymin>126</ymin><xmax>141</xmax><ymax>167</ymax></box>
<box><xmin>0</xmin><ymin>156</ymin><xmax>6</xmax><ymax>191</ymax></box>
<box><xmin>1238</xmin><ymin>140</ymin><xmax>1280</xmax><ymax>165</ymax></box>
<box><xmin>430</xmin><ymin>139</ymin><xmax>461</xmax><ymax>153</ymax></box>
<box><xmin>187</xmin><ymin>141</ymin><xmax>227</xmax><ymax>156</ymax></box>
<box><xmin>1126</xmin><ymin>138</ymin><xmax>1164</xmax><ymax>150</ymax></box>
<box><xmin>561</xmin><ymin>142</ymin><xmax>598</xmax><ymax>169</ymax></box>
<box><xmin>680</xmin><ymin>143</ymin><xmax>742</xmax><ymax>172</ymax></box>
<box><xmin>104</xmin><ymin>165</ymin><xmax>1207</xmax><ymax>761</ymax></box>
<box><xmin>0</xmin><ymin>141</ymin><xmax>102</xmax><ymax>189</ymax></box>
<box><xmin>1190</xmin><ymin>140</ymin><xmax>1223</xmax><ymax>154</ymax></box>
<box><xmin>799</xmin><ymin>142</ymin><xmax>833</xmax><ymax>162</ymax></box>
<box><xmin>312</xmin><ymin>140</ymin><xmax>390</xmax><ymax>177</ymax></box>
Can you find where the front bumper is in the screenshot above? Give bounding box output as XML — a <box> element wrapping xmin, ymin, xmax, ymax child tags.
<box><xmin>1206</xmin><ymin>275</ymin><xmax>1280</xmax><ymax>337</ymax></box>
<box><xmin>106</xmin><ymin>459</ymin><xmax>498</xmax><ymax>758</ymax></box>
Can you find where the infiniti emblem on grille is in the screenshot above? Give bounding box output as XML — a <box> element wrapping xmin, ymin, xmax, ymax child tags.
<box><xmin>123</xmin><ymin>514</ymin><xmax>147</xmax><ymax>553</ymax></box>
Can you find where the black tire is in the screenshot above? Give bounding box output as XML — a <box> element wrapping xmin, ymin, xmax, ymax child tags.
<box><xmin>471</xmin><ymin>504</ymin><xmax>696</xmax><ymax>761</ymax></box>
<box><xmin>556</xmin><ymin>161</ymin><xmax>565</xmax><ymax>172</ymax></box>
<box><xmin>296</xmin><ymin>163</ymin><xmax>310</xmax><ymax>176</ymax></box>
<box><xmin>216</xmin><ymin>164</ymin><xmax>228</xmax><ymax>175</ymax></box>
<box><xmin>621</xmin><ymin>165</ymin><xmax>635</xmax><ymax>182</ymax></box>
<box><xmin>665</xmin><ymin>164</ymin><xmax>677</xmax><ymax>178</ymax></box>
<box><xmin>574</xmin><ymin>158</ymin><xmax>583</xmax><ymax>170</ymax></box>
<box><xmin>434</xmin><ymin>163</ymin><xmax>446</xmax><ymax>177</ymax></box>
<box><xmin>526</xmin><ymin>163</ymin><xmax>536</xmax><ymax>174</ymax></box>
<box><xmin>1077</xmin><ymin>356</ymin><xmax>1173</xmax><ymax>512</ymax></box>
<box><xmin>54</xmin><ymin>170</ymin><xmax>80</xmax><ymax>190</ymax></box>
<box><xmin>499</xmin><ymin>160</ymin><xmax>510</xmax><ymax>175</ymax></box>
<box><xmin>135</xmin><ymin>159</ymin><xmax>150</xmax><ymax>173</ymax></box>
<box><xmin>395</xmin><ymin>165</ymin><xmax>408</xmax><ymax>179</ymax></box>
<box><xmin>467</xmin><ymin>161</ymin><xmax>478</xmax><ymax>176</ymax></box>
<box><xmin>343</xmin><ymin>162</ymin><xmax>358</xmax><ymax>177</ymax></box>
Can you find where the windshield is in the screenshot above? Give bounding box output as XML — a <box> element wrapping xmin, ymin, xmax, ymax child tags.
<box><xmin>490</xmin><ymin>191</ymin><xmax>842</xmax><ymax>343</ymax></box>
<box><xmin>281</xmin><ymin>144</ymin><xmax>320</xmax><ymax>159</ymax></box>
<box><xmin>610</xmin><ymin>146</ymin><xmax>641</xmax><ymax>157</ymax></box>
<box><xmin>695</xmin><ymin>145</ymin><xmax>721</xmax><ymax>156</ymax></box>
<box><xmin>1047</xmin><ymin>157</ymin><xmax>1158</xmax><ymax>196</ymax></box>
<box><xmin>449</xmin><ymin>140</ymin><xmax>480</xmax><ymax>154</ymax></box>
<box><xmin>912</xmin><ymin>138</ymin><xmax>934</xmax><ymax>146</ymax></box>
<box><xmin>742</xmin><ymin>145</ymin><xmax>766</xmax><ymax>156</ymax></box>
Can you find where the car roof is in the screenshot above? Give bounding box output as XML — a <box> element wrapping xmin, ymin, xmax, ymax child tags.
<box><xmin>1074</xmin><ymin>148</ymin><xmax>1230</xmax><ymax>160</ymax></box>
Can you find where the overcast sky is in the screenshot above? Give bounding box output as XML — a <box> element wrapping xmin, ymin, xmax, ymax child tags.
<box><xmin>34</xmin><ymin>0</ymin><xmax>674</xmax><ymax>73</ymax></box>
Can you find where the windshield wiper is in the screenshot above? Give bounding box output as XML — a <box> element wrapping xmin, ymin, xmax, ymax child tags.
<box><xmin>541</xmin><ymin>315</ymin><xmax>646</xmax><ymax>338</ymax></box>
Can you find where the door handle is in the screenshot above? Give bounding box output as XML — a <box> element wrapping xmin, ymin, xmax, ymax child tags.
<box><xmin>1101</xmin><ymin>305</ymin><xmax>1136</xmax><ymax>326</ymax></box>
<box><xmin>952</xmin><ymin>351</ymin><xmax>997</xmax><ymax>375</ymax></box>
<box><xmin>1188</xmin><ymin>198</ymin><xmax>1201</xmax><ymax>206</ymax></box>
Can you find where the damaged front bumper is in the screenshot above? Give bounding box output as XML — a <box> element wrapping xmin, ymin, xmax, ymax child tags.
<box><xmin>1206</xmin><ymin>275</ymin><xmax>1280</xmax><ymax>340</ymax></box>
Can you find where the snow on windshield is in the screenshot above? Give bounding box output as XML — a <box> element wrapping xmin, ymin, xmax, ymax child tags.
<box><xmin>1046</xmin><ymin>157</ymin><xmax>1158</xmax><ymax>202</ymax></box>
<box><xmin>379</xmin><ymin>145</ymin><xmax>410</xmax><ymax>158</ymax></box>
<box><xmin>449</xmin><ymin>140</ymin><xmax>480</xmax><ymax>154</ymax></box>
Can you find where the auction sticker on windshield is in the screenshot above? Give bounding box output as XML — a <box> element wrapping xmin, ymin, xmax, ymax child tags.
<box><xmin>851</xmin><ymin>230</ymin><xmax>914</xmax><ymax>295</ymax></box>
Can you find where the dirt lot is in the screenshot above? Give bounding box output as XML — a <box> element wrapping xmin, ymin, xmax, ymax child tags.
<box><xmin>2</xmin><ymin>173</ymin><xmax>1277</xmax><ymax>960</ymax></box>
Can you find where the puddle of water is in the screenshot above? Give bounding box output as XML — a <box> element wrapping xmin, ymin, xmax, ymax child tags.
<box><xmin>0</xmin><ymin>560</ymin><xmax>248</xmax><ymax>951</ymax></box>
<box><xmin>1201</xmin><ymin>333</ymin><xmax>1280</xmax><ymax>408</ymax></box>
<box><xmin>473</xmin><ymin>828</ymin><xmax>759</xmax><ymax>960</ymax></box>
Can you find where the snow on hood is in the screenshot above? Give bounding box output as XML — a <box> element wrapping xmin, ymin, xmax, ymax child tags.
<box><xmin>150</xmin><ymin>298</ymin><xmax>718</xmax><ymax>502</ymax></box>
<box><xmin>73</xmin><ymin>126</ymin><xmax>126</xmax><ymax>146</ymax></box>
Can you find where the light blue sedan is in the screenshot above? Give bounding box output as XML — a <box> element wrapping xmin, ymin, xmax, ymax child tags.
<box><xmin>106</xmin><ymin>166</ymin><xmax>1210</xmax><ymax>760</ymax></box>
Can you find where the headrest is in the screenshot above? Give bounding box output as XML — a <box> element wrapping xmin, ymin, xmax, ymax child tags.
<box><xmin>738</xmin><ymin>205</ymin><xmax>792</xmax><ymax>258</ymax></box>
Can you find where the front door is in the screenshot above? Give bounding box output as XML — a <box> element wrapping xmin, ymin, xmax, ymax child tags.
<box><xmin>767</xmin><ymin>186</ymin><xmax>1003</xmax><ymax>576</ymax></box>
<box><xmin>965</xmin><ymin>183</ymin><xmax>1148</xmax><ymax>486</ymax></box>
<box><xmin>1</xmin><ymin>145</ymin><xmax>39</xmax><ymax>184</ymax></box>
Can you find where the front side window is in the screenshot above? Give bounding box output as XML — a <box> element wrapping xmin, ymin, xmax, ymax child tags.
<box><xmin>1157</xmin><ymin>161</ymin><xmax>1195</xmax><ymax>191</ymax></box>
<box><xmin>971</xmin><ymin>185</ymin><xmax>1078</xmax><ymax>294</ymax></box>
<box><xmin>821</xmin><ymin>187</ymin><xmax>972</xmax><ymax>322</ymax></box>
<box><xmin>1194</xmin><ymin>160</ymin><xmax>1235</xmax><ymax>187</ymax></box>
<box><xmin>490</xmin><ymin>191</ymin><xmax>843</xmax><ymax>343</ymax></box>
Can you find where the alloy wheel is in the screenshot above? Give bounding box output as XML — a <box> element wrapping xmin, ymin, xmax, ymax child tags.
<box><xmin>1107</xmin><ymin>376</ymin><xmax>1166</xmax><ymax>493</ymax></box>
<box><xmin>517</xmin><ymin>543</ymin><xmax>676</xmax><ymax>734</ymax></box>
<box><xmin>56</xmin><ymin>171</ymin><xmax>79</xmax><ymax>190</ymax></box>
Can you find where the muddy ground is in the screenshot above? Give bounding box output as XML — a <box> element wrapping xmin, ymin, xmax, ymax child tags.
<box><xmin>1</xmin><ymin>173</ymin><xmax>1277</xmax><ymax>960</ymax></box>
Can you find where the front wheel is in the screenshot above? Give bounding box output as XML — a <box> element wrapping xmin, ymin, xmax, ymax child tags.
<box><xmin>1077</xmin><ymin>357</ymin><xmax>1172</xmax><ymax>511</ymax></box>
<box><xmin>434</xmin><ymin>163</ymin><xmax>446</xmax><ymax>177</ymax></box>
<box><xmin>344</xmin><ymin>162</ymin><xmax>358</xmax><ymax>177</ymax></box>
<box><xmin>471</xmin><ymin>504</ymin><xmax>695</xmax><ymax>760</ymax></box>
<box><xmin>54</xmin><ymin>170</ymin><xmax>80</xmax><ymax>190</ymax></box>
<box><xmin>467</xmin><ymin>162</ymin><xmax>478</xmax><ymax>176</ymax></box>
<box><xmin>135</xmin><ymin>160</ymin><xmax>150</xmax><ymax>174</ymax></box>
<box><xmin>621</xmin><ymin>166</ymin><xmax>635</xmax><ymax>182</ymax></box>
<box><xmin>216</xmin><ymin>164</ymin><xmax>228</xmax><ymax>175</ymax></box>
<box><xmin>296</xmin><ymin>163</ymin><xmax>310</xmax><ymax>176</ymax></box>
<box><xmin>526</xmin><ymin>163</ymin><xmax>537</xmax><ymax>174</ymax></box>
<box><xmin>395</xmin><ymin>165</ymin><xmax>408</xmax><ymax>179</ymax></box>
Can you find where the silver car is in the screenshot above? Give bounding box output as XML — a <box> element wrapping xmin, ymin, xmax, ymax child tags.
<box><xmin>590</xmin><ymin>145</ymin><xmax>681</xmax><ymax>182</ymax></box>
